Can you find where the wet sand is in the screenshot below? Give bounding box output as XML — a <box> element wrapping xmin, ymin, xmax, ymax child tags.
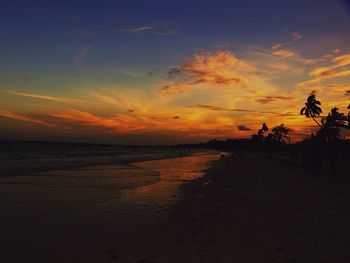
<box><xmin>1</xmin><ymin>153</ymin><xmax>350</xmax><ymax>262</ymax></box>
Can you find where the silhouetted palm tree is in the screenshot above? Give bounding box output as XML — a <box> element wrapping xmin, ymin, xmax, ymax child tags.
<box><xmin>318</xmin><ymin>107</ymin><xmax>347</xmax><ymax>141</ymax></box>
<box><xmin>271</xmin><ymin>124</ymin><xmax>290</xmax><ymax>143</ymax></box>
<box><xmin>262</xmin><ymin>123</ymin><xmax>269</xmax><ymax>134</ymax></box>
<box><xmin>300</xmin><ymin>95</ymin><xmax>323</xmax><ymax>127</ymax></box>
<box><xmin>257</xmin><ymin>123</ymin><xmax>269</xmax><ymax>140</ymax></box>
<box><xmin>322</xmin><ymin>107</ymin><xmax>348</xmax><ymax>128</ymax></box>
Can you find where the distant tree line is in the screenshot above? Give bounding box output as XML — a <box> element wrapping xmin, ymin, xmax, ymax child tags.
<box><xmin>182</xmin><ymin>94</ymin><xmax>350</xmax><ymax>170</ymax></box>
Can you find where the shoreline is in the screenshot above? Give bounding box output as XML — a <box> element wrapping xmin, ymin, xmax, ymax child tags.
<box><xmin>0</xmin><ymin>148</ymin><xmax>212</xmax><ymax>177</ymax></box>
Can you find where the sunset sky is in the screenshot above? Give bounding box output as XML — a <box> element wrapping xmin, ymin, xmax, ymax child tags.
<box><xmin>1</xmin><ymin>0</ymin><xmax>350</xmax><ymax>144</ymax></box>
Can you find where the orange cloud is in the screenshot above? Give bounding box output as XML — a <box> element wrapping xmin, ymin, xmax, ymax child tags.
<box><xmin>298</xmin><ymin>52</ymin><xmax>350</xmax><ymax>88</ymax></box>
<box><xmin>47</xmin><ymin>109</ymin><xmax>209</xmax><ymax>135</ymax></box>
<box><xmin>308</xmin><ymin>66</ymin><xmax>331</xmax><ymax>77</ymax></box>
<box><xmin>272</xmin><ymin>49</ymin><xmax>297</xmax><ymax>58</ymax></box>
<box><xmin>309</xmin><ymin>54</ymin><xmax>350</xmax><ymax>78</ymax></box>
<box><xmin>49</xmin><ymin>110</ymin><xmax>147</xmax><ymax>133</ymax></box>
<box><xmin>271</xmin><ymin>43</ymin><xmax>283</xmax><ymax>49</ymax></box>
<box><xmin>161</xmin><ymin>82</ymin><xmax>192</xmax><ymax>94</ymax></box>
<box><xmin>162</xmin><ymin>51</ymin><xmax>252</xmax><ymax>93</ymax></box>
<box><xmin>301</xmin><ymin>69</ymin><xmax>350</xmax><ymax>87</ymax></box>
<box><xmin>0</xmin><ymin>109</ymin><xmax>58</xmax><ymax>127</ymax></box>
<box><xmin>332</xmin><ymin>54</ymin><xmax>350</xmax><ymax>67</ymax></box>
<box><xmin>188</xmin><ymin>104</ymin><xmax>296</xmax><ymax>117</ymax></box>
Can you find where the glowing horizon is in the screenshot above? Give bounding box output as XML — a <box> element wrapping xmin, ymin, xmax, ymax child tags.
<box><xmin>1</xmin><ymin>1</ymin><xmax>350</xmax><ymax>144</ymax></box>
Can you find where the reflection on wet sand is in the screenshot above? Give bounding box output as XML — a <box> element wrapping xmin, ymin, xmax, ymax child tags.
<box><xmin>117</xmin><ymin>153</ymin><xmax>219</xmax><ymax>211</ymax></box>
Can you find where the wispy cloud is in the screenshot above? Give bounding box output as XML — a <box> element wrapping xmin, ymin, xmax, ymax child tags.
<box><xmin>0</xmin><ymin>109</ymin><xmax>58</xmax><ymax>127</ymax></box>
<box><xmin>255</xmin><ymin>95</ymin><xmax>293</xmax><ymax>104</ymax></box>
<box><xmin>188</xmin><ymin>104</ymin><xmax>255</xmax><ymax>113</ymax></box>
<box><xmin>4</xmin><ymin>90</ymin><xmax>87</xmax><ymax>110</ymax></box>
<box><xmin>333</xmin><ymin>53</ymin><xmax>350</xmax><ymax>67</ymax></box>
<box><xmin>6</xmin><ymin>90</ymin><xmax>67</xmax><ymax>102</ymax></box>
<box><xmin>271</xmin><ymin>43</ymin><xmax>283</xmax><ymax>49</ymax></box>
<box><xmin>188</xmin><ymin>104</ymin><xmax>296</xmax><ymax>116</ymax></box>
<box><xmin>247</xmin><ymin>45</ymin><xmax>318</xmax><ymax>67</ymax></box>
<box><xmin>115</xmin><ymin>24</ymin><xmax>155</xmax><ymax>33</ymax></box>
<box><xmin>298</xmin><ymin>51</ymin><xmax>350</xmax><ymax>87</ymax></box>
<box><xmin>49</xmin><ymin>110</ymin><xmax>143</xmax><ymax>133</ymax></box>
<box><xmin>272</xmin><ymin>49</ymin><xmax>298</xmax><ymax>58</ymax></box>
<box><xmin>114</xmin><ymin>22</ymin><xmax>177</xmax><ymax>36</ymax></box>
<box><xmin>291</xmin><ymin>32</ymin><xmax>303</xmax><ymax>41</ymax></box>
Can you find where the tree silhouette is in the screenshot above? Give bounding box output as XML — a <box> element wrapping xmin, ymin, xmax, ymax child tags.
<box><xmin>318</xmin><ymin>107</ymin><xmax>348</xmax><ymax>141</ymax></box>
<box><xmin>271</xmin><ymin>124</ymin><xmax>290</xmax><ymax>143</ymax></box>
<box><xmin>300</xmin><ymin>95</ymin><xmax>323</xmax><ymax>127</ymax></box>
<box><xmin>257</xmin><ymin>123</ymin><xmax>269</xmax><ymax>139</ymax></box>
<box><xmin>322</xmin><ymin>107</ymin><xmax>348</xmax><ymax>128</ymax></box>
<box><xmin>262</xmin><ymin>123</ymin><xmax>269</xmax><ymax>134</ymax></box>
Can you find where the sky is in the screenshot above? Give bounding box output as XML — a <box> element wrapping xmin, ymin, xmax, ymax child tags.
<box><xmin>0</xmin><ymin>0</ymin><xmax>350</xmax><ymax>144</ymax></box>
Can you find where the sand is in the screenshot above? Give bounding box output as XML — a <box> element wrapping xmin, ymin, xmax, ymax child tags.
<box><xmin>1</xmin><ymin>153</ymin><xmax>350</xmax><ymax>262</ymax></box>
<box><xmin>102</xmin><ymin>154</ymin><xmax>350</xmax><ymax>262</ymax></box>
<box><xmin>165</xmin><ymin>155</ymin><xmax>350</xmax><ymax>262</ymax></box>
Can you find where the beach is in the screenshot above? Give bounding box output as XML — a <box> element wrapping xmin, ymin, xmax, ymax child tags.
<box><xmin>1</xmin><ymin>150</ymin><xmax>350</xmax><ymax>262</ymax></box>
<box><xmin>0</xmin><ymin>150</ymin><xmax>218</xmax><ymax>262</ymax></box>
<box><xmin>94</xmin><ymin>153</ymin><xmax>350</xmax><ymax>263</ymax></box>
<box><xmin>2</xmin><ymin>1</ymin><xmax>350</xmax><ymax>262</ymax></box>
